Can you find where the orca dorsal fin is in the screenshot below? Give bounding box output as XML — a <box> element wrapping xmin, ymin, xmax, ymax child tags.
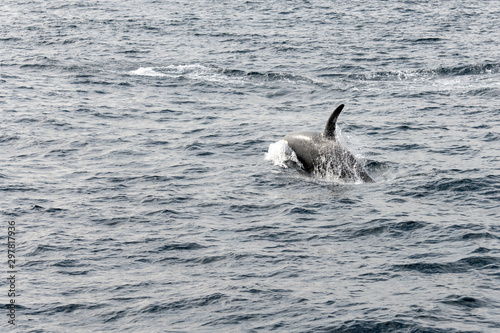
<box><xmin>323</xmin><ymin>104</ymin><xmax>344</xmax><ymax>139</ymax></box>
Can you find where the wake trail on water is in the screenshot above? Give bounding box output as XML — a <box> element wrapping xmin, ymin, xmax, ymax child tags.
<box><xmin>128</xmin><ymin>63</ymin><xmax>320</xmax><ymax>87</ymax></box>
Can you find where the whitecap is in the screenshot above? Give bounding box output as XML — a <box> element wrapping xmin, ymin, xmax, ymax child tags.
<box><xmin>128</xmin><ymin>67</ymin><xmax>166</xmax><ymax>77</ymax></box>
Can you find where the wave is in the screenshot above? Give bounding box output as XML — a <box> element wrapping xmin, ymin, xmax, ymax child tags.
<box><xmin>392</xmin><ymin>256</ymin><xmax>499</xmax><ymax>274</ymax></box>
<box><xmin>157</xmin><ymin>242</ymin><xmax>206</xmax><ymax>251</ymax></box>
<box><xmin>27</xmin><ymin>302</ymin><xmax>106</xmax><ymax>315</ymax></box>
<box><xmin>465</xmin><ymin>87</ymin><xmax>500</xmax><ymax>97</ymax></box>
<box><xmin>128</xmin><ymin>63</ymin><xmax>317</xmax><ymax>86</ymax></box>
<box><xmin>0</xmin><ymin>134</ymin><xmax>19</xmax><ymax>143</ymax></box>
<box><xmin>319</xmin><ymin>319</ymin><xmax>460</xmax><ymax>333</ymax></box>
<box><xmin>441</xmin><ymin>295</ymin><xmax>489</xmax><ymax>309</ymax></box>
<box><xmin>345</xmin><ymin>62</ymin><xmax>500</xmax><ymax>81</ymax></box>
<box><xmin>137</xmin><ymin>293</ymin><xmax>226</xmax><ymax>314</ymax></box>
<box><xmin>0</xmin><ymin>37</ymin><xmax>22</xmax><ymax>42</ymax></box>
<box><xmin>420</xmin><ymin>176</ymin><xmax>498</xmax><ymax>193</ymax></box>
<box><xmin>344</xmin><ymin>220</ymin><xmax>428</xmax><ymax>239</ymax></box>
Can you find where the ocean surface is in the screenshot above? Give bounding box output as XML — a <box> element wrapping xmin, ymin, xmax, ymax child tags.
<box><xmin>1</xmin><ymin>0</ymin><xmax>499</xmax><ymax>332</ymax></box>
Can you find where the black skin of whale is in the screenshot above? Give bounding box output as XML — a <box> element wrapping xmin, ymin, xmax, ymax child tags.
<box><xmin>284</xmin><ymin>104</ymin><xmax>374</xmax><ymax>183</ymax></box>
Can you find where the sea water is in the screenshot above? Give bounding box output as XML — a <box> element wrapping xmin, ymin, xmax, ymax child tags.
<box><xmin>1</xmin><ymin>0</ymin><xmax>499</xmax><ymax>332</ymax></box>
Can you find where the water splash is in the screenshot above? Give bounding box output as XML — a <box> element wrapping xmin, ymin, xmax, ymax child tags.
<box><xmin>265</xmin><ymin>139</ymin><xmax>372</xmax><ymax>184</ymax></box>
<box><xmin>265</xmin><ymin>140</ymin><xmax>303</xmax><ymax>169</ymax></box>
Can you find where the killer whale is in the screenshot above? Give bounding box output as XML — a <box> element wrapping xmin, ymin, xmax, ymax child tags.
<box><xmin>283</xmin><ymin>104</ymin><xmax>374</xmax><ymax>183</ymax></box>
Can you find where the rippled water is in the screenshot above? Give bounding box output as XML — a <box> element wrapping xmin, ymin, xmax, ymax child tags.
<box><xmin>1</xmin><ymin>0</ymin><xmax>499</xmax><ymax>332</ymax></box>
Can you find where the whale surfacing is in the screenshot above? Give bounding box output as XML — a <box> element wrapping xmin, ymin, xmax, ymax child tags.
<box><xmin>283</xmin><ymin>104</ymin><xmax>374</xmax><ymax>183</ymax></box>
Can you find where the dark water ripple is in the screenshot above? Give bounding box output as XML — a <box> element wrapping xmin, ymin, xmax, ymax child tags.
<box><xmin>1</xmin><ymin>0</ymin><xmax>500</xmax><ymax>332</ymax></box>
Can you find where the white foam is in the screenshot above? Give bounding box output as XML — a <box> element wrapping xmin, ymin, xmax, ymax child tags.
<box><xmin>128</xmin><ymin>67</ymin><xmax>166</xmax><ymax>77</ymax></box>
<box><xmin>168</xmin><ymin>64</ymin><xmax>247</xmax><ymax>86</ymax></box>
<box><xmin>161</xmin><ymin>64</ymin><xmax>210</xmax><ymax>74</ymax></box>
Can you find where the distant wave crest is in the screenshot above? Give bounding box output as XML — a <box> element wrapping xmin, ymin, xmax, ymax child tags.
<box><xmin>128</xmin><ymin>63</ymin><xmax>317</xmax><ymax>86</ymax></box>
<box><xmin>345</xmin><ymin>62</ymin><xmax>500</xmax><ymax>81</ymax></box>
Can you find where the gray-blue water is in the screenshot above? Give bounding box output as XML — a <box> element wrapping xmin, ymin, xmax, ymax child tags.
<box><xmin>1</xmin><ymin>1</ymin><xmax>500</xmax><ymax>332</ymax></box>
